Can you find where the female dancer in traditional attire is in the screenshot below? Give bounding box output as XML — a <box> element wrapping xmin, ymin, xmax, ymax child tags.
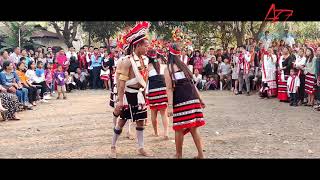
<box><xmin>164</xmin><ymin>43</ymin><xmax>206</xmax><ymax>159</ymax></box>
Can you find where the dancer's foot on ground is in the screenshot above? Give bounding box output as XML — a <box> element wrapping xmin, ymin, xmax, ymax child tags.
<box><xmin>138</xmin><ymin>148</ymin><xmax>153</xmax><ymax>157</ymax></box>
<box><xmin>126</xmin><ymin>133</ymin><xmax>135</xmax><ymax>140</ymax></box>
<box><xmin>163</xmin><ymin>135</ymin><xmax>169</xmax><ymax>140</ymax></box>
<box><xmin>110</xmin><ymin>147</ymin><xmax>117</xmax><ymax>159</ymax></box>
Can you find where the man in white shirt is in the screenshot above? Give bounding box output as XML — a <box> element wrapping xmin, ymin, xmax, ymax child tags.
<box><xmin>66</xmin><ymin>46</ymin><xmax>78</xmax><ymax>61</ymax></box>
<box><xmin>260</xmin><ymin>31</ymin><xmax>272</xmax><ymax>50</ymax></box>
<box><xmin>9</xmin><ymin>47</ymin><xmax>21</xmax><ymax>65</ymax></box>
<box><xmin>283</xmin><ymin>29</ymin><xmax>295</xmax><ymax>48</ymax></box>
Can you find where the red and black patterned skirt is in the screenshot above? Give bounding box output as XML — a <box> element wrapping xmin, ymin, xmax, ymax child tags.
<box><xmin>173</xmin><ymin>79</ymin><xmax>205</xmax><ymax>135</ymax></box>
<box><xmin>305</xmin><ymin>72</ymin><xmax>316</xmax><ymax>95</ymax></box>
<box><xmin>146</xmin><ymin>75</ymin><xmax>168</xmax><ymax>110</ymax></box>
<box><xmin>277</xmin><ymin>73</ymin><xmax>289</xmax><ymax>101</ymax></box>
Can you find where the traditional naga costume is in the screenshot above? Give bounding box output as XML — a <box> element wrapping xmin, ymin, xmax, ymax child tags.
<box><xmin>111</xmin><ymin>22</ymin><xmax>150</xmax><ymax>152</ymax></box>
<box><xmin>167</xmin><ymin>27</ymin><xmax>206</xmax><ymax>134</ymax></box>
<box><xmin>146</xmin><ymin>41</ymin><xmax>168</xmax><ymax>111</ymax></box>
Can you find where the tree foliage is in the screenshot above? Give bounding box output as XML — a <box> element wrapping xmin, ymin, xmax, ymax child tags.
<box><xmin>50</xmin><ymin>21</ymin><xmax>80</xmax><ymax>47</ymax></box>
<box><xmin>0</xmin><ymin>22</ymin><xmax>34</xmax><ymax>51</ymax></box>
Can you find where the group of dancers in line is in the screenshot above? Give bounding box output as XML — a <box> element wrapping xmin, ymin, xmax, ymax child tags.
<box><xmin>107</xmin><ymin>22</ymin><xmax>206</xmax><ymax>159</ymax></box>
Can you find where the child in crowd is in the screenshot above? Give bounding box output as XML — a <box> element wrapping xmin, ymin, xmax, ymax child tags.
<box><xmin>54</xmin><ymin>65</ymin><xmax>67</xmax><ymax>100</ymax></box>
<box><xmin>65</xmin><ymin>71</ymin><xmax>76</xmax><ymax>92</ymax></box>
<box><xmin>36</xmin><ymin>61</ymin><xmax>51</xmax><ymax>100</ymax></box>
<box><xmin>205</xmin><ymin>76</ymin><xmax>217</xmax><ymax>90</ymax></box>
<box><xmin>231</xmin><ymin>63</ymin><xmax>239</xmax><ymax>94</ymax></box>
<box><xmin>44</xmin><ymin>62</ymin><xmax>54</xmax><ymax>96</ymax></box>
<box><xmin>287</xmin><ymin>68</ymin><xmax>300</xmax><ymax>107</ymax></box>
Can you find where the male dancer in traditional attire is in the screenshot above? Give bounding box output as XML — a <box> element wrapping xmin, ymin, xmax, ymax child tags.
<box><xmin>110</xmin><ymin>22</ymin><xmax>152</xmax><ymax>158</ymax></box>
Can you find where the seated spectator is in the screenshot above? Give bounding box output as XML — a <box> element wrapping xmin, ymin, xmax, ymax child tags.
<box><xmin>193</xmin><ymin>69</ymin><xmax>203</xmax><ymax>90</ymax></box>
<box><xmin>26</xmin><ymin>61</ymin><xmax>50</xmax><ymax>102</ymax></box>
<box><xmin>0</xmin><ymin>84</ymin><xmax>21</xmax><ymax>121</ymax></box>
<box><xmin>74</xmin><ymin>68</ymin><xmax>88</xmax><ymax>90</ymax></box>
<box><xmin>0</xmin><ymin>61</ymin><xmax>32</xmax><ymax>109</ymax></box>
<box><xmin>205</xmin><ymin>76</ymin><xmax>217</xmax><ymax>90</ymax></box>
<box><xmin>65</xmin><ymin>71</ymin><xmax>76</xmax><ymax>92</ymax></box>
<box><xmin>218</xmin><ymin>58</ymin><xmax>232</xmax><ymax>90</ymax></box>
<box><xmin>16</xmin><ymin>62</ymin><xmax>38</xmax><ymax>106</ymax></box>
<box><xmin>68</xmin><ymin>56</ymin><xmax>78</xmax><ymax>74</ymax></box>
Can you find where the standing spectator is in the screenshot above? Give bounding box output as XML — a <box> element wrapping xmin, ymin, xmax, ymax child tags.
<box><xmin>54</xmin><ymin>65</ymin><xmax>67</xmax><ymax>99</ymax></box>
<box><xmin>9</xmin><ymin>47</ymin><xmax>21</xmax><ymax>65</ymax></box>
<box><xmin>260</xmin><ymin>47</ymin><xmax>277</xmax><ymax>98</ymax></box>
<box><xmin>260</xmin><ymin>30</ymin><xmax>272</xmax><ymax>50</ymax></box>
<box><xmin>29</xmin><ymin>49</ymin><xmax>35</xmax><ymax>62</ymax></box>
<box><xmin>66</xmin><ymin>46</ymin><xmax>78</xmax><ymax>61</ymax></box>
<box><xmin>237</xmin><ymin>46</ymin><xmax>251</xmax><ymax>96</ymax></box>
<box><xmin>193</xmin><ymin>50</ymin><xmax>203</xmax><ymax>74</ymax></box>
<box><xmin>304</xmin><ymin>47</ymin><xmax>317</xmax><ymax>106</ymax></box>
<box><xmin>315</xmin><ymin>47</ymin><xmax>320</xmax><ymax>110</ymax></box>
<box><xmin>37</xmin><ymin>52</ymin><xmax>46</xmax><ymax>64</ymax></box>
<box><xmin>216</xmin><ymin>56</ymin><xmax>223</xmax><ymax>64</ymax></box>
<box><xmin>86</xmin><ymin>46</ymin><xmax>94</xmax><ymax>88</ymax></box>
<box><xmin>68</xmin><ymin>56</ymin><xmax>78</xmax><ymax>74</ymax></box>
<box><xmin>187</xmin><ymin>48</ymin><xmax>194</xmax><ymax>73</ymax></box>
<box><xmin>44</xmin><ymin>62</ymin><xmax>54</xmax><ymax>96</ymax></box>
<box><xmin>91</xmin><ymin>48</ymin><xmax>103</xmax><ymax>89</ymax></box>
<box><xmin>56</xmin><ymin>49</ymin><xmax>68</xmax><ymax>70</ymax></box>
<box><xmin>180</xmin><ymin>49</ymin><xmax>188</xmax><ymax>65</ymax></box>
<box><xmin>293</xmin><ymin>48</ymin><xmax>306</xmax><ymax>105</ymax></box>
<box><xmin>283</xmin><ymin>28</ymin><xmax>295</xmax><ymax>48</ymax></box>
<box><xmin>99</xmin><ymin>46</ymin><xmax>105</xmax><ymax>57</ymax></box>
<box><xmin>287</xmin><ymin>68</ymin><xmax>300</xmax><ymax>106</ymax></box>
<box><xmin>78</xmin><ymin>47</ymin><xmax>87</xmax><ymax>70</ymax></box>
<box><xmin>277</xmin><ymin>46</ymin><xmax>294</xmax><ymax>102</ymax></box>
<box><xmin>100</xmin><ymin>53</ymin><xmax>111</xmax><ymax>90</ymax></box>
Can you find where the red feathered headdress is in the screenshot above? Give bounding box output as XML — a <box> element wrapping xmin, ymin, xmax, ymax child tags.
<box><xmin>123</xmin><ymin>21</ymin><xmax>151</xmax><ymax>46</ymax></box>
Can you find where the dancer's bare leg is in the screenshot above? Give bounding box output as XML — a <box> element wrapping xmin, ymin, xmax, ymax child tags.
<box><xmin>175</xmin><ymin>130</ymin><xmax>184</xmax><ymax>159</ymax></box>
<box><xmin>151</xmin><ymin>109</ymin><xmax>159</xmax><ymax>136</ymax></box>
<box><xmin>189</xmin><ymin>127</ymin><xmax>204</xmax><ymax>159</ymax></box>
<box><xmin>126</xmin><ymin>120</ymin><xmax>134</xmax><ymax>140</ymax></box>
<box><xmin>160</xmin><ymin>108</ymin><xmax>169</xmax><ymax>140</ymax></box>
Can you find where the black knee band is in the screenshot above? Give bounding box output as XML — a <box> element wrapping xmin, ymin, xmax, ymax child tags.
<box><xmin>136</xmin><ymin>127</ymin><xmax>144</xmax><ymax>131</ymax></box>
<box><xmin>114</xmin><ymin>128</ymin><xmax>122</xmax><ymax>135</ymax></box>
<box><xmin>113</xmin><ymin>112</ymin><xmax>119</xmax><ymax>117</ymax></box>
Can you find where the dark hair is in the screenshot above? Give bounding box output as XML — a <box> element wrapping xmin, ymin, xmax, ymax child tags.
<box><xmin>89</xmin><ymin>46</ymin><xmax>94</xmax><ymax>48</ymax></box>
<box><xmin>126</xmin><ymin>37</ymin><xmax>147</xmax><ymax>55</ymax></box>
<box><xmin>167</xmin><ymin>43</ymin><xmax>193</xmax><ymax>89</ymax></box>
<box><xmin>2</xmin><ymin>60</ymin><xmax>12</xmax><ymax>71</ymax></box>
<box><xmin>209</xmin><ymin>48</ymin><xmax>214</xmax><ymax>51</ymax></box>
<box><xmin>16</xmin><ymin>61</ymin><xmax>24</xmax><ymax>71</ymax></box>
<box><xmin>68</xmin><ymin>46</ymin><xmax>74</xmax><ymax>49</ymax></box>
<box><xmin>20</xmin><ymin>57</ymin><xmax>26</xmax><ymax>62</ymax></box>
<box><xmin>290</xmin><ymin>68</ymin><xmax>297</xmax><ymax>73</ymax></box>
<box><xmin>80</xmin><ymin>47</ymin><xmax>84</xmax><ymax>50</ymax></box>
<box><xmin>57</xmin><ymin>64</ymin><xmax>63</xmax><ymax>69</ymax></box>
<box><xmin>306</xmin><ymin>47</ymin><xmax>314</xmax><ymax>62</ymax></box>
<box><xmin>83</xmin><ymin>45</ymin><xmax>88</xmax><ymax>48</ymax></box>
<box><xmin>147</xmin><ymin>49</ymin><xmax>160</xmax><ymax>75</ymax></box>
<box><xmin>28</xmin><ymin>61</ymin><xmax>35</xmax><ymax>69</ymax></box>
<box><xmin>37</xmin><ymin>61</ymin><xmax>43</xmax><ymax>67</ymax></box>
<box><xmin>94</xmin><ymin>48</ymin><xmax>98</xmax><ymax>50</ymax></box>
<box><xmin>0</xmin><ymin>50</ymin><xmax>8</xmax><ymax>56</ymax></box>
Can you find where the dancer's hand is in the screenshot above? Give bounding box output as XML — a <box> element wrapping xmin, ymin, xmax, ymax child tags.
<box><xmin>116</xmin><ymin>101</ymin><xmax>123</xmax><ymax>111</ymax></box>
<box><xmin>200</xmin><ymin>99</ymin><xmax>206</xmax><ymax>108</ymax></box>
<box><xmin>167</xmin><ymin>104</ymin><xmax>173</xmax><ymax>117</ymax></box>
